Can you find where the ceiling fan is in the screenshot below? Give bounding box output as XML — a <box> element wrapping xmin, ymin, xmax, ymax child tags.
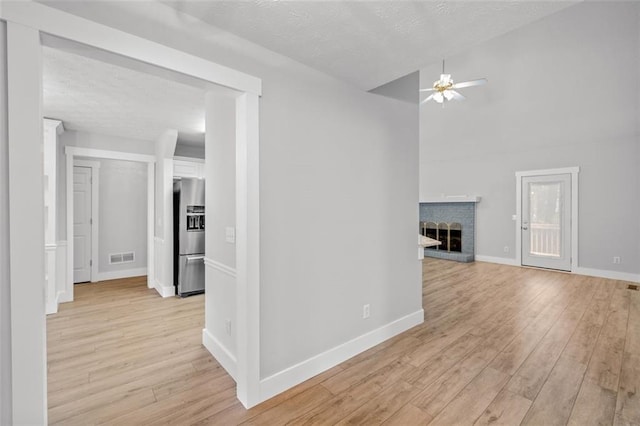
<box><xmin>420</xmin><ymin>60</ymin><xmax>487</xmax><ymax>105</ymax></box>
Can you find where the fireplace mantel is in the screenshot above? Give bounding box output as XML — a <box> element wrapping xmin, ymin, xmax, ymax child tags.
<box><xmin>420</xmin><ymin>196</ymin><xmax>481</xmax><ymax>203</ymax></box>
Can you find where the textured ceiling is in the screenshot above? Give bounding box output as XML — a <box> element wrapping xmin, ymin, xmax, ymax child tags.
<box><xmin>43</xmin><ymin>46</ymin><xmax>206</xmax><ymax>145</ymax></box>
<box><xmin>162</xmin><ymin>1</ymin><xmax>578</xmax><ymax>90</ymax></box>
<box><xmin>40</xmin><ymin>0</ymin><xmax>578</xmax><ymax>140</ymax></box>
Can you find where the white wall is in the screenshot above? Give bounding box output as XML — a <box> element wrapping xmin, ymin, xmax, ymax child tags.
<box><xmin>206</xmin><ymin>95</ymin><xmax>236</xmax><ymax>270</ymax></box>
<box><xmin>58</xmin><ymin>129</ymin><xmax>154</xmax><ymax>238</ymax></box>
<box><xmin>419</xmin><ymin>2</ymin><xmax>640</xmax><ymax>275</ymax></box>
<box><xmin>80</xmin><ymin>158</ymin><xmax>148</xmax><ymax>276</ymax></box>
<box><xmin>369</xmin><ymin>71</ymin><xmax>419</xmax><ymax>104</ymax></box>
<box><xmin>0</xmin><ymin>20</ymin><xmax>12</xmax><ymax>425</ymax></box>
<box><xmin>48</xmin><ymin>2</ymin><xmax>423</xmax><ymax>383</ymax></box>
<box><xmin>174</xmin><ymin>142</ymin><xmax>204</xmax><ymax>159</ymax></box>
<box><xmin>259</xmin><ymin>76</ymin><xmax>420</xmax><ymax>378</ymax></box>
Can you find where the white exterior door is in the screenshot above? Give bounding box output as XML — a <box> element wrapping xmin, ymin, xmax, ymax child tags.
<box><xmin>73</xmin><ymin>166</ymin><xmax>92</xmax><ymax>283</ymax></box>
<box><xmin>522</xmin><ymin>174</ymin><xmax>571</xmax><ymax>271</ymax></box>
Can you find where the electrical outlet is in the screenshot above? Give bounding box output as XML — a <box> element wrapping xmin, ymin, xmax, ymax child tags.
<box><xmin>225</xmin><ymin>319</ymin><xmax>232</xmax><ymax>335</ymax></box>
<box><xmin>613</xmin><ymin>257</ymin><xmax>621</xmax><ymax>264</ymax></box>
<box><xmin>504</xmin><ymin>246</ymin><xmax>510</xmax><ymax>253</ymax></box>
<box><xmin>362</xmin><ymin>304</ymin><xmax>370</xmax><ymax>319</ymax></box>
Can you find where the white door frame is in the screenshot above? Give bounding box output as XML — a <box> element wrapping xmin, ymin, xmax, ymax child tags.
<box><xmin>65</xmin><ymin>148</ymin><xmax>155</xmax><ymax>302</ymax></box>
<box><xmin>72</xmin><ymin>159</ymin><xmax>100</xmax><ymax>285</ymax></box>
<box><xmin>515</xmin><ymin>167</ymin><xmax>579</xmax><ymax>271</ymax></box>
<box><xmin>3</xmin><ymin>2</ymin><xmax>262</xmax><ymax>422</ymax></box>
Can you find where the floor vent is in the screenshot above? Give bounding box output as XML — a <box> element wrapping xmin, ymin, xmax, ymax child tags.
<box><xmin>109</xmin><ymin>252</ymin><xmax>135</xmax><ymax>264</ymax></box>
<box><xmin>628</xmin><ymin>284</ymin><xmax>638</xmax><ymax>291</ymax></box>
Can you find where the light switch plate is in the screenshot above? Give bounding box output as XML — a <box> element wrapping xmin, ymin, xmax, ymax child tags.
<box><xmin>225</xmin><ymin>227</ymin><xmax>236</xmax><ymax>243</ymax></box>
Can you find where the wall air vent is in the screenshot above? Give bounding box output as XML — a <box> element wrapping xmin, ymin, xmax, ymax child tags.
<box><xmin>109</xmin><ymin>251</ymin><xmax>135</xmax><ymax>264</ymax></box>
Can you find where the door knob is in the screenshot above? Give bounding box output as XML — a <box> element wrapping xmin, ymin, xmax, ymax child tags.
<box><xmin>522</xmin><ymin>226</ymin><xmax>528</xmax><ymax>230</ymax></box>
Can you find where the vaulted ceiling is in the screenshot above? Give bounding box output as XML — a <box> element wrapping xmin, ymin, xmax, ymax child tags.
<box><xmin>162</xmin><ymin>1</ymin><xmax>578</xmax><ymax>90</ymax></box>
<box><xmin>40</xmin><ymin>0</ymin><xmax>579</xmax><ymax>145</ymax></box>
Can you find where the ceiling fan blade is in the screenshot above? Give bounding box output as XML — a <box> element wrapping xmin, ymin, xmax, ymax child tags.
<box><xmin>450</xmin><ymin>90</ymin><xmax>466</xmax><ymax>101</ymax></box>
<box><xmin>452</xmin><ymin>78</ymin><xmax>487</xmax><ymax>89</ymax></box>
<box><xmin>419</xmin><ymin>88</ymin><xmax>436</xmax><ymax>92</ymax></box>
<box><xmin>420</xmin><ymin>93</ymin><xmax>435</xmax><ymax>104</ymax></box>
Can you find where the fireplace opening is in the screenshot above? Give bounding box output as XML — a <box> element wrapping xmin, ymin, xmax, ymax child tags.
<box><xmin>420</xmin><ymin>221</ymin><xmax>462</xmax><ymax>253</ymax></box>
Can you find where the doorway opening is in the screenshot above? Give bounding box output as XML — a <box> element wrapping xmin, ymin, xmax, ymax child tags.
<box><xmin>5</xmin><ymin>4</ymin><xmax>262</xmax><ymax>421</ymax></box>
<box><xmin>64</xmin><ymin>146</ymin><xmax>156</xmax><ymax>301</ymax></box>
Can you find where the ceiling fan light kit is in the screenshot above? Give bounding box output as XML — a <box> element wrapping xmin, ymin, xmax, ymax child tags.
<box><xmin>420</xmin><ymin>60</ymin><xmax>487</xmax><ymax>106</ymax></box>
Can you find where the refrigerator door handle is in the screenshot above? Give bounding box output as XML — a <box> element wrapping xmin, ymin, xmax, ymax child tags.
<box><xmin>186</xmin><ymin>255</ymin><xmax>204</xmax><ymax>263</ymax></box>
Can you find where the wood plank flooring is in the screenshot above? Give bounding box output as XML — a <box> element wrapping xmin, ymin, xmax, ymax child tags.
<box><xmin>47</xmin><ymin>259</ymin><xmax>640</xmax><ymax>425</ymax></box>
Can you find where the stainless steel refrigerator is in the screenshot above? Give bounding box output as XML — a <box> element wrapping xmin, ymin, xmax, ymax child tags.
<box><xmin>173</xmin><ymin>177</ymin><xmax>205</xmax><ymax>296</ymax></box>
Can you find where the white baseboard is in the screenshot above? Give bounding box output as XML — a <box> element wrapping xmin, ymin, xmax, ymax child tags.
<box><xmin>202</xmin><ymin>328</ymin><xmax>237</xmax><ymax>381</ymax></box>
<box><xmin>45</xmin><ymin>243</ymin><xmax>58</xmax><ymax>315</ymax></box>
<box><xmin>477</xmin><ymin>255</ymin><xmax>640</xmax><ymax>283</ymax></box>
<box><xmin>45</xmin><ymin>298</ymin><xmax>58</xmax><ymax>315</ymax></box>
<box><xmin>258</xmin><ymin>309</ymin><xmax>424</xmax><ymax>403</ymax></box>
<box><xmin>154</xmin><ymin>279</ymin><xmax>175</xmax><ymax>298</ymax></box>
<box><xmin>475</xmin><ymin>255</ymin><xmax>519</xmax><ymax>266</ymax></box>
<box><xmin>96</xmin><ymin>267</ymin><xmax>147</xmax><ymax>282</ymax></box>
<box><xmin>573</xmin><ymin>267</ymin><xmax>640</xmax><ymax>283</ymax></box>
<box><xmin>55</xmin><ymin>241</ymin><xmax>69</xmax><ymax>303</ymax></box>
<box><xmin>57</xmin><ymin>289</ymin><xmax>72</xmax><ymax>303</ymax></box>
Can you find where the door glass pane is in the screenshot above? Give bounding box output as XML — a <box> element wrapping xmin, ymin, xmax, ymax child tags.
<box><xmin>528</xmin><ymin>182</ymin><xmax>562</xmax><ymax>257</ymax></box>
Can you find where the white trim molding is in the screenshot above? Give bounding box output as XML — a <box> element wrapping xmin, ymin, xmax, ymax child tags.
<box><xmin>45</xmin><ymin>244</ymin><xmax>58</xmax><ymax>315</ymax></box>
<box><xmin>55</xmin><ymin>241</ymin><xmax>69</xmax><ymax>304</ymax></box>
<box><xmin>96</xmin><ymin>268</ymin><xmax>147</xmax><ymax>282</ymax></box>
<box><xmin>66</xmin><ymin>146</ymin><xmax>155</xmax><ymax>164</ymax></box>
<box><xmin>258</xmin><ymin>309</ymin><xmax>424</xmax><ymax>404</ymax></box>
<box><xmin>202</xmin><ymin>329</ymin><xmax>238</xmax><ymax>381</ymax></box>
<box><xmin>174</xmin><ymin>155</ymin><xmax>205</xmax><ymax>164</ymax></box>
<box><xmin>154</xmin><ymin>280</ymin><xmax>175</xmax><ymax>298</ymax></box>
<box><xmin>420</xmin><ymin>195</ymin><xmax>481</xmax><ymax>203</ymax></box>
<box><xmin>147</xmin><ymin>162</ymin><xmax>155</xmax><ymax>289</ymax></box>
<box><xmin>476</xmin><ymin>255</ymin><xmax>639</xmax><ymax>283</ymax></box>
<box><xmin>475</xmin><ymin>255</ymin><xmax>519</xmax><ymax>267</ymax></box>
<box><xmin>234</xmin><ymin>92</ymin><xmax>261</xmax><ymax>408</ymax></box>
<box><xmin>573</xmin><ymin>267</ymin><xmax>640</xmax><ymax>283</ymax></box>
<box><xmin>7</xmin><ymin>21</ymin><xmax>48</xmax><ymax>425</ymax></box>
<box><xmin>0</xmin><ymin>2</ymin><xmax>262</xmax><ymax>96</ymax></box>
<box><xmin>204</xmin><ymin>257</ymin><xmax>237</xmax><ymax>278</ymax></box>
<box><xmin>73</xmin><ymin>159</ymin><xmax>100</xmax><ymax>283</ymax></box>
<box><xmin>515</xmin><ymin>167</ymin><xmax>579</xmax><ymax>271</ymax></box>
<box><xmin>152</xmin><ymin>237</ymin><xmax>174</xmax><ymax>298</ymax></box>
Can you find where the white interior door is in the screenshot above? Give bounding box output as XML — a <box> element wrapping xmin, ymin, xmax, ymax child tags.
<box><xmin>73</xmin><ymin>166</ymin><xmax>92</xmax><ymax>283</ymax></box>
<box><xmin>522</xmin><ymin>174</ymin><xmax>571</xmax><ymax>271</ymax></box>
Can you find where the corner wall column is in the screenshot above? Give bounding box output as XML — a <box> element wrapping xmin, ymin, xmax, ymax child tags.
<box><xmin>235</xmin><ymin>92</ymin><xmax>261</xmax><ymax>407</ymax></box>
<box><xmin>7</xmin><ymin>22</ymin><xmax>47</xmax><ymax>424</ymax></box>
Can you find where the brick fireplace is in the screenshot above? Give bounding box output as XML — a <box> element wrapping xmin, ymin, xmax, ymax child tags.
<box><xmin>419</xmin><ymin>197</ymin><xmax>480</xmax><ymax>262</ymax></box>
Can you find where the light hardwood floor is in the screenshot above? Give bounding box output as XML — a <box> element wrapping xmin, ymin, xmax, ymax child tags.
<box><xmin>47</xmin><ymin>259</ymin><xmax>640</xmax><ymax>425</ymax></box>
